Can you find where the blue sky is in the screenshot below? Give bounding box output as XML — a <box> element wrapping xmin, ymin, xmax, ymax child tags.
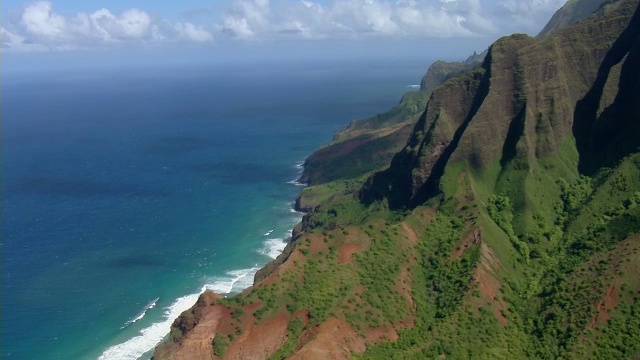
<box><xmin>1</xmin><ymin>0</ymin><xmax>567</xmax><ymax>66</ymax></box>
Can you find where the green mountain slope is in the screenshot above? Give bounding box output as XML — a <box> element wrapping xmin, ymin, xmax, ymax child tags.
<box><xmin>298</xmin><ymin>53</ymin><xmax>486</xmax><ymax>186</ymax></box>
<box><xmin>538</xmin><ymin>0</ymin><xmax>611</xmax><ymax>36</ymax></box>
<box><xmin>154</xmin><ymin>0</ymin><xmax>640</xmax><ymax>358</ymax></box>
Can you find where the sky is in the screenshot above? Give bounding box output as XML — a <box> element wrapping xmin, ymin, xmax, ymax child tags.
<box><xmin>1</xmin><ymin>0</ymin><xmax>567</xmax><ymax>70</ymax></box>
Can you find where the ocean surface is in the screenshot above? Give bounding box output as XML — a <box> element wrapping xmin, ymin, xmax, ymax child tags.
<box><xmin>2</xmin><ymin>58</ymin><xmax>428</xmax><ymax>359</ymax></box>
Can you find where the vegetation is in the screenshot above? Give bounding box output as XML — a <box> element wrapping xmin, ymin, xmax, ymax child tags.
<box><xmin>212</xmin><ymin>335</ymin><xmax>228</xmax><ymax>357</ymax></box>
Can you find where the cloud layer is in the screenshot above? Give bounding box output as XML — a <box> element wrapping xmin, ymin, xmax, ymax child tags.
<box><xmin>2</xmin><ymin>1</ymin><xmax>213</xmax><ymax>51</ymax></box>
<box><xmin>1</xmin><ymin>0</ymin><xmax>566</xmax><ymax>51</ymax></box>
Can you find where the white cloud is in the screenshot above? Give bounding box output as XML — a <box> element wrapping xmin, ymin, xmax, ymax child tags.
<box><xmin>2</xmin><ymin>0</ymin><xmax>566</xmax><ymax>51</ymax></box>
<box><xmin>2</xmin><ymin>26</ymin><xmax>49</xmax><ymax>52</ymax></box>
<box><xmin>22</xmin><ymin>1</ymin><xmax>67</xmax><ymax>41</ymax></box>
<box><xmin>214</xmin><ymin>0</ymin><xmax>500</xmax><ymax>40</ymax></box>
<box><xmin>174</xmin><ymin>23</ymin><xmax>214</xmax><ymax>42</ymax></box>
<box><xmin>497</xmin><ymin>0</ymin><xmax>566</xmax><ymax>32</ymax></box>
<box><xmin>4</xmin><ymin>1</ymin><xmax>212</xmax><ymax>51</ymax></box>
<box><xmin>89</xmin><ymin>8</ymin><xmax>152</xmax><ymax>40</ymax></box>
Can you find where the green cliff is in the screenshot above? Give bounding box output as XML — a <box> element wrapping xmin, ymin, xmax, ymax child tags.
<box><xmin>299</xmin><ymin>51</ymin><xmax>486</xmax><ymax>186</ymax></box>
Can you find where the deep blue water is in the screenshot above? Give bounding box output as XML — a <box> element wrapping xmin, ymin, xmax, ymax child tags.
<box><xmin>2</xmin><ymin>58</ymin><xmax>428</xmax><ymax>359</ymax></box>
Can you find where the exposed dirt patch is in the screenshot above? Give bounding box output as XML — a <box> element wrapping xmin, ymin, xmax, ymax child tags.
<box><xmin>472</xmin><ymin>241</ymin><xmax>508</xmax><ymax>326</ymax></box>
<box><xmin>590</xmin><ymin>285</ymin><xmax>618</xmax><ymax>328</ymax></box>
<box><xmin>364</xmin><ymin>324</ymin><xmax>399</xmax><ymax>343</ymax></box>
<box><xmin>474</xmin><ymin>266</ymin><xmax>508</xmax><ymax>327</ymax></box>
<box><xmin>311</xmin><ymin>135</ymin><xmax>376</xmax><ymax>162</ymax></box>
<box><xmin>163</xmin><ymin>304</ymin><xmax>227</xmax><ymax>360</ymax></box>
<box><xmin>291</xmin><ymin>317</ymin><xmax>398</xmax><ymax>360</ymax></box>
<box><xmin>261</xmin><ymin>250</ymin><xmax>305</xmax><ymax>286</ymax></box>
<box><xmin>400</xmin><ymin>222</ymin><xmax>419</xmax><ymax>245</ymax></box>
<box><xmin>307</xmin><ymin>233</ymin><xmax>328</xmax><ymax>254</ymax></box>
<box><xmin>480</xmin><ymin>241</ymin><xmax>501</xmax><ymax>271</ymax></box>
<box><xmin>291</xmin><ymin>318</ymin><xmax>362</xmax><ymax>360</ymax></box>
<box><xmin>339</xmin><ymin>243</ymin><xmax>361</xmax><ymax>264</ymax></box>
<box><xmin>396</xmin><ymin>267</ymin><xmax>415</xmax><ymax>310</ymax></box>
<box><xmin>224</xmin><ymin>311</ymin><xmax>289</xmax><ymax>360</ymax></box>
<box><xmin>452</xmin><ymin>229</ymin><xmax>481</xmax><ymax>259</ymax></box>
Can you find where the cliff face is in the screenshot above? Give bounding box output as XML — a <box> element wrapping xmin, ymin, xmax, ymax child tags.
<box><xmin>298</xmin><ymin>51</ymin><xmax>485</xmax><ymax>187</ymax></box>
<box><xmin>419</xmin><ymin>50</ymin><xmax>487</xmax><ymax>91</ymax></box>
<box><xmin>154</xmin><ymin>0</ymin><xmax>640</xmax><ymax>358</ymax></box>
<box><xmin>362</xmin><ymin>0</ymin><xmax>639</xmax><ymax>212</ymax></box>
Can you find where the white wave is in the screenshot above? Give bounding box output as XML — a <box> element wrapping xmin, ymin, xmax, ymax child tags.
<box><xmin>206</xmin><ymin>267</ymin><xmax>261</xmax><ymax>294</ymax></box>
<box><xmin>260</xmin><ymin>238</ymin><xmax>288</xmax><ymax>259</ymax></box>
<box><xmin>99</xmin><ymin>266</ymin><xmax>262</xmax><ymax>360</ymax></box>
<box><xmin>120</xmin><ymin>297</ymin><xmax>159</xmax><ymax>329</ymax></box>
<box><xmin>263</xmin><ymin>229</ymin><xmax>274</xmax><ymax>236</ymax></box>
<box><xmin>99</xmin><ymin>290</ymin><xmax>204</xmax><ymax>360</ymax></box>
<box><xmin>294</xmin><ymin>161</ymin><xmax>304</xmax><ymax>169</ymax></box>
<box><xmin>287</xmin><ymin>179</ymin><xmax>306</xmax><ymax>186</ymax></box>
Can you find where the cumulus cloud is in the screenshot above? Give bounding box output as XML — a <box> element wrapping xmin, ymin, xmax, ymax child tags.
<box><xmin>3</xmin><ymin>1</ymin><xmax>213</xmax><ymax>51</ymax></box>
<box><xmin>2</xmin><ymin>0</ymin><xmax>566</xmax><ymax>51</ymax></box>
<box><xmin>215</xmin><ymin>0</ymin><xmax>501</xmax><ymax>40</ymax></box>
<box><xmin>21</xmin><ymin>1</ymin><xmax>68</xmax><ymax>41</ymax></box>
<box><xmin>174</xmin><ymin>23</ymin><xmax>214</xmax><ymax>42</ymax></box>
<box><xmin>89</xmin><ymin>8</ymin><xmax>152</xmax><ymax>41</ymax></box>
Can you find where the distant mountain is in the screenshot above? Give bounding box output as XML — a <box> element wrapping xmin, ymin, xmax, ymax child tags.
<box><xmin>298</xmin><ymin>51</ymin><xmax>486</xmax><ymax>186</ymax></box>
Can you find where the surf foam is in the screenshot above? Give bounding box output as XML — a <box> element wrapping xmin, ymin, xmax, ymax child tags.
<box><xmin>287</xmin><ymin>178</ymin><xmax>306</xmax><ymax>186</ymax></box>
<box><xmin>206</xmin><ymin>267</ymin><xmax>261</xmax><ymax>294</ymax></box>
<box><xmin>99</xmin><ymin>161</ymin><xmax>307</xmax><ymax>359</ymax></box>
<box><xmin>261</xmin><ymin>238</ymin><xmax>288</xmax><ymax>259</ymax></box>
<box><xmin>99</xmin><ymin>290</ymin><xmax>204</xmax><ymax>360</ymax></box>
<box><xmin>120</xmin><ymin>297</ymin><xmax>159</xmax><ymax>329</ymax></box>
<box><xmin>99</xmin><ymin>266</ymin><xmax>262</xmax><ymax>360</ymax></box>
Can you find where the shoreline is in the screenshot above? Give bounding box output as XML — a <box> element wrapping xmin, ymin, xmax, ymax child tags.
<box><xmin>98</xmin><ymin>162</ymin><xmax>308</xmax><ymax>360</ymax></box>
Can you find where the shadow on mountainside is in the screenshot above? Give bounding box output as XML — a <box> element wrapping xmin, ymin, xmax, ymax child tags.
<box><xmin>573</xmin><ymin>2</ymin><xmax>640</xmax><ymax>174</ymax></box>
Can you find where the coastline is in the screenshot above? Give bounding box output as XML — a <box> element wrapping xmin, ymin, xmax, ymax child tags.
<box><xmin>99</xmin><ymin>162</ymin><xmax>308</xmax><ymax>360</ymax></box>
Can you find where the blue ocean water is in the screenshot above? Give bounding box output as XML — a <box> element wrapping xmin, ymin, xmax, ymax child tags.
<box><xmin>2</xmin><ymin>58</ymin><xmax>427</xmax><ymax>359</ymax></box>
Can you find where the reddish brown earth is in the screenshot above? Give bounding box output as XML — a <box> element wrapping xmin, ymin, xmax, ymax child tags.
<box><xmin>452</xmin><ymin>229</ymin><xmax>481</xmax><ymax>259</ymax></box>
<box><xmin>155</xmin><ymin>301</ymin><xmax>226</xmax><ymax>360</ymax></box>
<box><xmin>394</xmin><ymin>266</ymin><xmax>416</xmax><ymax>328</ymax></box>
<box><xmin>590</xmin><ymin>285</ymin><xmax>618</xmax><ymax>328</ymax></box>
<box><xmin>292</xmin><ymin>318</ymin><xmax>398</xmax><ymax>360</ymax></box>
<box><xmin>224</xmin><ymin>311</ymin><xmax>289</xmax><ymax>359</ymax></box>
<box><xmin>400</xmin><ymin>222</ymin><xmax>419</xmax><ymax>245</ymax></box>
<box><xmin>307</xmin><ymin>233</ymin><xmax>328</xmax><ymax>254</ymax></box>
<box><xmin>338</xmin><ymin>243</ymin><xmax>361</xmax><ymax>264</ymax></box>
<box><xmin>261</xmin><ymin>250</ymin><xmax>305</xmax><ymax>286</ymax></box>
<box><xmin>473</xmin><ymin>241</ymin><xmax>508</xmax><ymax>326</ymax></box>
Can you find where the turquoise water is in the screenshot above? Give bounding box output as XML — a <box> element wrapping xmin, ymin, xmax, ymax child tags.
<box><xmin>2</xmin><ymin>59</ymin><xmax>427</xmax><ymax>359</ymax></box>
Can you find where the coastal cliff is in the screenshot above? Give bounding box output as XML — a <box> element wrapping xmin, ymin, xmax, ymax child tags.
<box><xmin>154</xmin><ymin>0</ymin><xmax>640</xmax><ymax>358</ymax></box>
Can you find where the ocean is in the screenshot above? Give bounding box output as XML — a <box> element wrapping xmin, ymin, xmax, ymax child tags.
<box><xmin>2</xmin><ymin>58</ymin><xmax>427</xmax><ymax>359</ymax></box>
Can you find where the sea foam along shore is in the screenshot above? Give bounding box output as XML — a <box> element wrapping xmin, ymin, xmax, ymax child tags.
<box><xmin>98</xmin><ymin>163</ymin><xmax>306</xmax><ymax>360</ymax></box>
<box><xmin>97</xmin><ymin>230</ymin><xmax>297</xmax><ymax>360</ymax></box>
